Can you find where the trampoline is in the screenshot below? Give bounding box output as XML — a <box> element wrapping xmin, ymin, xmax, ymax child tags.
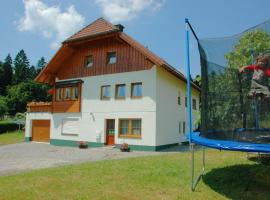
<box><xmin>184</xmin><ymin>18</ymin><xmax>270</xmax><ymax>191</ymax></box>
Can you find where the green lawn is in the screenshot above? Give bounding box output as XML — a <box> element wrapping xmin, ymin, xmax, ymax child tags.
<box><xmin>0</xmin><ymin>130</ymin><xmax>24</xmax><ymax>145</ymax></box>
<box><xmin>0</xmin><ymin>149</ymin><xmax>269</xmax><ymax>200</ymax></box>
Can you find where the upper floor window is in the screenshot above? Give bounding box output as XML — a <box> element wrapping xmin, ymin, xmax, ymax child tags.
<box><xmin>185</xmin><ymin>96</ymin><xmax>187</xmax><ymax>107</ymax></box>
<box><xmin>107</xmin><ymin>52</ymin><xmax>117</xmax><ymax>64</ymax></box>
<box><xmin>115</xmin><ymin>84</ymin><xmax>126</xmax><ymax>99</ymax></box>
<box><xmin>178</xmin><ymin>92</ymin><xmax>181</xmax><ymax>105</ymax></box>
<box><xmin>85</xmin><ymin>55</ymin><xmax>93</xmax><ymax>68</ymax></box>
<box><xmin>101</xmin><ymin>85</ymin><xmax>111</xmax><ymax>100</ymax></box>
<box><xmin>56</xmin><ymin>88</ymin><xmax>63</xmax><ymax>101</ymax></box>
<box><xmin>71</xmin><ymin>87</ymin><xmax>78</xmax><ymax>100</ymax></box>
<box><xmin>64</xmin><ymin>88</ymin><xmax>71</xmax><ymax>100</ymax></box>
<box><xmin>131</xmin><ymin>82</ymin><xmax>142</xmax><ymax>98</ymax></box>
<box><xmin>192</xmin><ymin>99</ymin><xmax>197</xmax><ymax>110</ymax></box>
<box><xmin>55</xmin><ymin>86</ymin><xmax>78</xmax><ymax>101</ymax></box>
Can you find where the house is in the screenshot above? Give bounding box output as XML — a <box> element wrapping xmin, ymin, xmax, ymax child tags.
<box><xmin>25</xmin><ymin>18</ymin><xmax>200</xmax><ymax>151</ymax></box>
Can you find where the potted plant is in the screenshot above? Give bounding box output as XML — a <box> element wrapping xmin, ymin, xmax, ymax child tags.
<box><xmin>78</xmin><ymin>141</ymin><xmax>88</xmax><ymax>149</ymax></box>
<box><xmin>120</xmin><ymin>143</ymin><xmax>130</xmax><ymax>152</ymax></box>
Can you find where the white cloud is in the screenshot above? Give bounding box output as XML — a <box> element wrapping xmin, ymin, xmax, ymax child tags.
<box><xmin>18</xmin><ymin>0</ymin><xmax>85</xmax><ymax>49</ymax></box>
<box><xmin>95</xmin><ymin>0</ymin><xmax>165</xmax><ymax>23</ymax></box>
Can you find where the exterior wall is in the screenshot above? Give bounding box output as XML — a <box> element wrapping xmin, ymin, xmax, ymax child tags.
<box><xmin>155</xmin><ymin>67</ymin><xmax>200</xmax><ymax>146</ymax></box>
<box><xmin>26</xmin><ymin>67</ymin><xmax>157</xmax><ymax>148</ymax></box>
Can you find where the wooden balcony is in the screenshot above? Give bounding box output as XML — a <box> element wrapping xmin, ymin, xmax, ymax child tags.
<box><xmin>27</xmin><ymin>102</ymin><xmax>52</xmax><ymax>113</ymax></box>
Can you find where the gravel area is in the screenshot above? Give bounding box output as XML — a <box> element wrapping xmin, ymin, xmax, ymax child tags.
<box><xmin>0</xmin><ymin>142</ymin><xmax>188</xmax><ymax>176</ymax></box>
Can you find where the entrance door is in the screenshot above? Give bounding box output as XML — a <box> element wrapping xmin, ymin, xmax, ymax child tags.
<box><xmin>106</xmin><ymin>119</ymin><xmax>115</xmax><ymax>145</ymax></box>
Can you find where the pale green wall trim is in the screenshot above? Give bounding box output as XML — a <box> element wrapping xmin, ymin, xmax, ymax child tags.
<box><xmin>25</xmin><ymin>137</ymin><xmax>32</xmax><ymax>142</ymax></box>
<box><xmin>50</xmin><ymin>139</ymin><xmax>78</xmax><ymax>147</ymax></box>
<box><xmin>115</xmin><ymin>143</ymin><xmax>178</xmax><ymax>151</ymax></box>
<box><xmin>50</xmin><ymin>139</ymin><xmax>104</xmax><ymax>148</ymax></box>
<box><xmin>88</xmin><ymin>142</ymin><xmax>104</xmax><ymax>148</ymax></box>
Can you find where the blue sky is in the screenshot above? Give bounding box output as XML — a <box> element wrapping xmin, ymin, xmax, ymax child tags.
<box><xmin>1</xmin><ymin>0</ymin><xmax>270</xmax><ymax>77</ymax></box>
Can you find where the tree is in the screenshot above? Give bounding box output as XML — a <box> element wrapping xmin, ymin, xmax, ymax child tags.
<box><xmin>194</xmin><ymin>75</ymin><xmax>201</xmax><ymax>87</ymax></box>
<box><xmin>36</xmin><ymin>57</ymin><xmax>46</xmax><ymax>75</ymax></box>
<box><xmin>203</xmin><ymin>30</ymin><xmax>270</xmax><ymax>130</ymax></box>
<box><xmin>0</xmin><ymin>96</ymin><xmax>8</xmax><ymax>119</ymax></box>
<box><xmin>13</xmin><ymin>50</ymin><xmax>30</xmax><ymax>84</ymax></box>
<box><xmin>0</xmin><ymin>54</ymin><xmax>13</xmax><ymax>95</ymax></box>
<box><xmin>6</xmin><ymin>81</ymin><xmax>51</xmax><ymax>115</ymax></box>
<box><xmin>29</xmin><ymin>65</ymin><xmax>37</xmax><ymax>80</ymax></box>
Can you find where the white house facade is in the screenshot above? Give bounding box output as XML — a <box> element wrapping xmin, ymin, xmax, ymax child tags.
<box><xmin>25</xmin><ymin>18</ymin><xmax>200</xmax><ymax>151</ymax></box>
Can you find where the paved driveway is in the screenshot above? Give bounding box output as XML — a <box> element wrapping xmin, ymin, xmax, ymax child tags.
<box><xmin>0</xmin><ymin>142</ymin><xmax>186</xmax><ymax>176</ymax></box>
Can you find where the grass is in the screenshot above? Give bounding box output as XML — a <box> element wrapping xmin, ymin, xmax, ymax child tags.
<box><xmin>0</xmin><ymin>130</ymin><xmax>24</xmax><ymax>145</ymax></box>
<box><xmin>0</xmin><ymin>149</ymin><xmax>269</xmax><ymax>200</ymax></box>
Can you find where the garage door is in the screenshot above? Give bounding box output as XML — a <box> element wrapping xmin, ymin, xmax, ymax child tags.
<box><xmin>32</xmin><ymin>120</ymin><xmax>50</xmax><ymax>142</ymax></box>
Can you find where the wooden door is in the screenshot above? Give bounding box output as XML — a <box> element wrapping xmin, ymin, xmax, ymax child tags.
<box><xmin>106</xmin><ymin>119</ymin><xmax>115</xmax><ymax>145</ymax></box>
<box><xmin>32</xmin><ymin>120</ymin><xmax>50</xmax><ymax>142</ymax></box>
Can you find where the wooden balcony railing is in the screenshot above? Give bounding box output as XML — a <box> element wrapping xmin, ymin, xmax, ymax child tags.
<box><xmin>27</xmin><ymin>102</ymin><xmax>52</xmax><ymax>113</ymax></box>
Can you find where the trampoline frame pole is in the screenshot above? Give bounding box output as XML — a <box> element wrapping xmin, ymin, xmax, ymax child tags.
<box><xmin>185</xmin><ymin>18</ymin><xmax>205</xmax><ymax>191</ymax></box>
<box><xmin>191</xmin><ymin>144</ymin><xmax>205</xmax><ymax>191</ymax></box>
<box><xmin>185</xmin><ymin>18</ymin><xmax>192</xmax><ymax>144</ymax></box>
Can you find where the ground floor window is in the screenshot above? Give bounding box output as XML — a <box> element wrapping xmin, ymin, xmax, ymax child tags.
<box><xmin>119</xmin><ymin>119</ymin><xmax>141</xmax><ymax>138</ymax></box>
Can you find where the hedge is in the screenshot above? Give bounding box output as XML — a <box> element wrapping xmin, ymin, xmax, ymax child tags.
<box><xmin>0</xmin><ymin>121</ymin><xmax>20</xmax><ymax>134</ymax></box>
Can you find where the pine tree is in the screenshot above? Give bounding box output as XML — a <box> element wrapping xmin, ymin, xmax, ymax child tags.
<box><xmin>1</xmin><ymin>55</ymin><xmax>13</xmax><ymax>94</ymax></box>
<box><xmin>29</xmin><ymin>65</ymin><xmax>37</xmax><ymax>80</ymax></box>
<box><xmin>36</xmin><ymin>57</ymin><xmax>46</xmax><ymax>75</ymax></box>
<box><xmin>13</xmin><ymin>50</ymin><xmax>30</xmax><ymax>84</ymax></box>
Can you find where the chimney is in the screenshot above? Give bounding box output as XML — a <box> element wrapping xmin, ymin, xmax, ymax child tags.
<box><xmin>115</xmin><ymin>24</ymin><xmax>125</xmax><ymax>32</ymax></box>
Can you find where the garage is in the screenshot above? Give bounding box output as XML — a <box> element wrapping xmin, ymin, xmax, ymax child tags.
<box><xmin>31</xmin><ymin>120</ymin><xmax>50</xmax><ymax>142</ymax></box>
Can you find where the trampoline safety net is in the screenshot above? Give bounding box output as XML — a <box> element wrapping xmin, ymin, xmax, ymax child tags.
<box><xmin>198</xmin><ymin>19</ymin><xmax>270</xmax><ymax>144</ymax></box>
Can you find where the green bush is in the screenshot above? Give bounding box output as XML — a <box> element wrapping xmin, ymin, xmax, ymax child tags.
<box><xmin>0</xmin><ymin>121</ymin><xmax>19</xmax><ymax>134</ymax></box>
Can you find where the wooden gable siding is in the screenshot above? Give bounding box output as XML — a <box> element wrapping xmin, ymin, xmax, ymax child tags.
<box><xmin>56</xmin><ymin>37</ymin><xmax>154</xmax><ymax>80</ymax></box>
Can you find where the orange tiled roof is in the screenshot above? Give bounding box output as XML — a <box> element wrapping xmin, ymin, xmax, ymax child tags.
<box><xmin>66</xmin><ymin>18</ymin><xmax>119</xmax><ymax>42</ymax></box>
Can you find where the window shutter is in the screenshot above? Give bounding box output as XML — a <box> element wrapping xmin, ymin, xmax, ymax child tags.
<box><xmin>62</xmin><ymin>119</ymin><xmax>79</xmax><ymax>135</ymax></box>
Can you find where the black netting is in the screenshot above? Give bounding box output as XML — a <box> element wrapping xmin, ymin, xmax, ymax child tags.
<box><xmin>198</xmin><ymin>19</ymin><xmax>270</xmax><ymax>144</ymax></box>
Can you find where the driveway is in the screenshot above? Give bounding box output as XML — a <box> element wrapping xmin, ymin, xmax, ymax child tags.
<box><xmin>0</xmin><ymin>142</ymin><xmax>187</xmax><ymax>176</ymax></box>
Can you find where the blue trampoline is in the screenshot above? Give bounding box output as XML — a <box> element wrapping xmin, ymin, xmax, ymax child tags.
<box><xmin>192</xmin><ymin>131</ymin><xmax>270</xmax><ymax>153</ymax></box>
<box><xmin>184</xmin><ymin>18</ymin><xmax>270</xmax><ymax>191</ymax></box>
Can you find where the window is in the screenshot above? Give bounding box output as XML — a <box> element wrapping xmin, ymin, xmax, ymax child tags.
<box><xmin>62</xmin><ymin>118</ymin><xmax>79</xmax><ymax>135</ymax></box>
<box><xmin>85</xmin><ymin>55</ymin><xmax>93</xmax><ymax>68</ymax></box>
<box><xmin>183</xmin><ymin>121</ymin><xmax>186</xmax><ymax>134</ymax></box>
<box><xmin>56</xmin><ymin>88</ymin><xmax>63</xmax><ymax>101</ymax></box>
<box><xmin>185</xmin><ymin>96</ymin><xmax>187</xmax><ymax>107</ymax></box>
<box><xmin>131</xmin><ymin>82</ymin><xmax>142</xmax><ymax>98</ymax></box>
<box><xmin>64</xmin><ymin>88</ymin><xmax>71</xmax><ymax>100</ymax></box>
<box><xmin>179</xmin><ymin>122</ymin><xmax>181</xmax><ymax>134</ymax></box>
<box><xmin>71</xmin><ymin>87</ymin><xmax>78</xmax><ymax>100</ymax></box>
<box><xmin>107</xmin><ymin>52</ymin><xmax>117</xmax><ymax>64</ymax></box>
<box><xmin>55</xmin><ymin>85</ymin><xmax>79</xmax><ymax>101</ymax></box>
<box><xmin>115</xmin><ymin>84</ymin><xmax>126</xmax><ymax>99</ymax></box>
<box><xmin>178</xmin><ymin>92</ymin><xmax>181</xmax><ymax>105</ymax></box>
<box><xmin>192</xmin><ymin>99</ymin><xmax>197</xmax><ymax>110</ymax></box>
<box><xmin>101</xmin><ymin>85</ymin><xmax>111</xmax><ymax>100</ymax></box>
<box><xmin>119</xmin><ymin>119</ymin><xmax>142</xmax><ymax>138</ymax></box>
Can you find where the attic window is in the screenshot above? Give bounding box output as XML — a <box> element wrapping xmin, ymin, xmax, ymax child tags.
<box><xmin>107</xmin><ymin>52</ymin><xmax>117</xmax><ymax>64</ymax></box>
<box><xmin>85</xmin><ymin>55</ymin><xmax>93</xmax><ymax>68</ymax></box>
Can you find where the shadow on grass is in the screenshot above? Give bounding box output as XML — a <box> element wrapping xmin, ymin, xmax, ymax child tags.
<box><xmin>203</xmin><ymin>164</ymin><xmax>270</xmax><ymax>200</ymax></box>
<box><xmin>248</xmin><ymin>154</ymin><xmax>270</xmax><ymax>166</ymax></box>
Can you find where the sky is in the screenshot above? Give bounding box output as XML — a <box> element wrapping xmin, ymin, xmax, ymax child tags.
<box><xmin>0</xmin><ymin>0</ymin><xmax>270</xmax><ymax>77</ymax></box>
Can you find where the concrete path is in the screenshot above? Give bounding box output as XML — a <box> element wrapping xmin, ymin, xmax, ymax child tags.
<box><xmin>0</xmin><ymin>142</ymin><xmax>188</xmax><ymax>176</ymax></box>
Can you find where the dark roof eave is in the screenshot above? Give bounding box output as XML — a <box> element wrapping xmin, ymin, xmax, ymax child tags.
<box><xmin>63</xmin><ymin>29</ymin><xmax>120</xmax><ymax>44</ymax></box>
